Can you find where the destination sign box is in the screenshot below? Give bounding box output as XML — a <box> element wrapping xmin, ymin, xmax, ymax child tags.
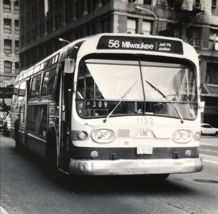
<box><xmin>97</xmin><ymin>36</ymin><xmax>183</xmax><ymax>54</ymax></box>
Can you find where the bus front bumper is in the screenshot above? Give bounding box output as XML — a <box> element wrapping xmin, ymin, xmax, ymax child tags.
<box><xmin>69</xmin><ymin>158</ymin><xmax>203</xmax><ymax>175</ymax></box>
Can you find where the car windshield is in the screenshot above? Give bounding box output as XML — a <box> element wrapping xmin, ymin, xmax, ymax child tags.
<box><xmin>76</xmin><ymin>55</ymin><xmax>197</xmax><ymax>120</ymax></box>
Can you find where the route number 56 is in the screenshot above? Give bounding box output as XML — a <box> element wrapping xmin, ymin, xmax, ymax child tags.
<box><xmin>108</xmin><ymin>40</ymin><xmax>120</xmax><ymax>48</ymax></box>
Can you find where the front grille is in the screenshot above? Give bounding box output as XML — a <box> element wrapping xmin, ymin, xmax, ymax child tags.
<box><xmin>118</xmin><ymin>129</ymin><xmax>130</xmax><ymax>138</ymax></box>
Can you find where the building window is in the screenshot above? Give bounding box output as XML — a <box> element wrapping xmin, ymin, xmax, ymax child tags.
<box><xmin>187</xmin><ymin>26</ymin><xmax>202</xmax><ymax>48</ymax></box>
<box><xmin>209</xmin><ymin>30</ymin><xmax>218</xmax><ymax>50</ymax></box>
<box><xmin>15</xmin><ymin>20</ymin><xmax>19</xmax><ymax>34</ymax></box>
<box><xmin>58</xmin><ymin>13</ymin><xmax>61</xmax><ymax>28</ymax></box>
<box><xmin>4</xmin><ymin>40</ymin><xmax>12</xmax><ymax>54</ymax></box>
<box><xmin>41</xmin><ymin>69</ymin><xmax>56</xmax><ymax>96</ymax></box>
<box><xmin>14</xmin><ymin>1</ymin><xmax>19</xmax><ymax>13</ymax></box>
<box><xmin>27</xmin><ymin>31</ymin><xmax>32</xmax><ymax>43</ymax></box>
<box><xmin>4</xmin><ymin>19</ymin><xmax>11</xmax><ymax>34</ymax></box>
<box><xmin>206</xmin><ymin>63</ymin><xmax>218</xmax><ymax>84</ymax></box>
<box><xmin>212</xmin><ymin>0</ymin><xmax>217</xmax><ymax>7</ymax></box>
<box><xmin>15</xmin><ymin>62</ymin><xmax>20</xmax><ymax>74</ymax></box>
<box><xmin>30</xmin><ymin>75</ymin><xmax>41</xmax><ymax>98</ymax></box>
<box><xmin>3</xmin><ymin>0</ymin><xmax>11</xmax><ymax>13</ymax></box>
<box><xmin>127</xmin><ymin>19</ymin><xmax>137</xmax><ymax>34</ymax></box>
<box><xmin>157</xmin><ymin>21</ymin><xmax>167</xmax><ymax>33</ymax></box>
<box><xmin>87</xmin><ymin>0</ymin><xmax>92</xmax><ymax>13</ymax></box>
<box><xmin>21</xmin><ymin>16</ymin><xmax>24</xmax><ymax>32</ymax></box>
<box><xmin>46</xmin><ymin>20</ymin><xmax>50</xmax><ymax>34</ymax></box>
<box><xmin>101</xmin><ymin>18</ymin><xmax>110</xmax><ymax>33</ymax></box>
<box><xmin>21</xmin><ymin>35</ymin><xmax>24</xmax><ymax>46</ymax></box>
<box><xmin>75</xmin><ymin>1</ymin><xmax>79</xmax><ymax>19</ymax></box>
<box><xmin>142</xmin><ymin>21</ymin><xmax>151</xmax><ymax>35</ymax></box>
<box><xmin>15</xmin><ymin>41</ymin><xmax>19</xmax><ymax>55</ymax></box>
<box><xmin>102</xmin><ymin>0</ymin><xmax>110</xmax><ymax>6</ymax></box>
<box><xmin>4</xmin><ymin>61</ymin><xmax>12</xmax><ymax>73</ymax></box>
<box><xmin>194</xmin><ymin>0</ymin><xmax>201</xmax><ymax>8</ymax></box>
<box><xmin>144</xmin><ymin>0</ymin><xmax>151</xmax><ymax>5</ymax></box>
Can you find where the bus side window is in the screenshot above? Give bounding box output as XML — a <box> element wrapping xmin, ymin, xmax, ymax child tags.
<box><xmin>18</xmin><ymin>81</ymin><xmax>26</xmax><ymax>101</ymax></box>
<box><xmin>41</xmin><ymin>68</ymin><xmax>56</xmax><ymax>96</ymax></box>
<box><xmin>30</xmin><ymin>75</ymin><xmax>41</xmax><ymax>98</ymax></box>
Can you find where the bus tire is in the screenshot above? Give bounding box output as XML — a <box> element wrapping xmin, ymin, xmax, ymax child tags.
<box><xmin>46</xmin><ymin>128</ymin><xmax>58</xmax><ymax>177</ymax></box>
<box><xmin>14</xmin><ymin>123</ymin><xmax>20</xmax><ymax>152</ymax></box>
<box><xmin>68</xmin><ymin>174</ymin><xmax>81</xmax><ymax>191</ymax></box>
<box><xmin>15</xmin><ymin>137</ymin><xmax>21</xmax><ymax>152</ymax></box>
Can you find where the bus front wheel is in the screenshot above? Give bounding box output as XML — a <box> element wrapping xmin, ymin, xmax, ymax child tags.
<box><xmin>14</xmin><ymin>130</ymin><xmax>21</xmax><ymax>152</ymax></box>
<box><xmin>46</xmin><ymin>128</ymin><xmax>58</xmax><ymax>177</ymax></box>
<box><xmin>148</xmin><ymin>174</ymin><xmax>169</xmax><ymax>182</ymax></box>
<box><xmin>15</xmin><ymin>137</ymin><xmax>21</xmax><ymax>152</ymax></box>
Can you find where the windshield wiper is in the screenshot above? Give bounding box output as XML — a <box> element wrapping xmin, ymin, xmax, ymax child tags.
<box><xmin>145</xmin><ymin>80</ymin><xmax>184</xmax><ymax>124</ymax></box>
<box><xmin>103</xmin><ymin>79</ymin><xmax>139</xmax><ymax>123</ymax></box>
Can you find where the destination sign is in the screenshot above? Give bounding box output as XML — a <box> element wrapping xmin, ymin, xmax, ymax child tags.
<box><xmin>97</xmin><ymin>36</ymin><xmax>183</xmax><ymax>54</ymax></box>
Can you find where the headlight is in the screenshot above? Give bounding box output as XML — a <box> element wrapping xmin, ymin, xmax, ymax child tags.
<box><xmin>92</xmin><ymin>129</ymin><xmax>115</xmax><ymax>143</ymax></box>
<box><xmin>172</xmin><ymin>130</ymin><xmax>192</xmax><ymax>143</ymax></box>
<box><xmin>104</xmin><ymin>130</ymin><xmax>114</xmax><ymax>140</ymax></box>
<box><xmin>182</xmin><ymin>131</ymin><xmax>191</xmax><ymax>140</ymax></box>
<box><xmin>93</xmin><ymin>130</ymin><xmax>103</xmax><ymax>140</ymax></box>
<box><xmin>173</xmin><ymin>131</ymin><xmax>182</xmax><ymax>140</ymax></box>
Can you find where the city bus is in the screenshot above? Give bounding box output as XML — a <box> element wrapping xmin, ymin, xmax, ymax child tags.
<box><xmin>11</xmin><ymin>33</ymin><xmax>203</xmax><ymax>180</ymax></box>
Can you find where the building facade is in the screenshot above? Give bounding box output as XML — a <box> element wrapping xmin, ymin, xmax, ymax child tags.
<box><xmin>0</xmin><ymin>0</ymin><xmax>19</xmax><ymax>106</ymax></box>
<box><xmin>19</xmin><ymin>0</ymin><xmax>218</xmax><ymax>126</ymax></box>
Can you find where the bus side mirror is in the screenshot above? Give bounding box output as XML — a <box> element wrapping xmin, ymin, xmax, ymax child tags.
<box><xmin>64</xmin><ymin>59</ymin><xmax>75</xmax><ymax>74</ymax></box>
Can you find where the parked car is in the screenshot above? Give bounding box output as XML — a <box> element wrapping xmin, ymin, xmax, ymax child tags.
<box><xmin>3</xmin><ymin>112</ymin><xmax>12</xmax><ymax>136</ymax></box>
<box><xmin>0</xmin><ymin>111</ymin><xmax>7</xmax><ymax>131</ymax></box>
<box><xmin>201</xmin><ymin>123</ymin><xmax>218</xmax><ymax>136</ymax></box>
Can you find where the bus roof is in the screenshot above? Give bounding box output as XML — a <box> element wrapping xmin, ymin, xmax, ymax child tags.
<box><xmin>15</xmin><ymin>33</ymin><xmax>199</xmax><ymax>83</ymax></box>
<box><xmin>77</xmin><ymin>33</ymin><xmax>198</xmax><ymax>63</ymax></box>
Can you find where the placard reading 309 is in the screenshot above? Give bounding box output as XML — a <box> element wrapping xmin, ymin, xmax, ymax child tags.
<box><xmin>86</xmin><ymin>101</ymin><xmax>108</xmax><ymax>109</ymax></box>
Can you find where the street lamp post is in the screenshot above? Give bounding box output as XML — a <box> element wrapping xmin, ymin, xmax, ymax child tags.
<box><xmin>135</xmin><ymin>5</ymin><xmax>158</xmax><ymax>35</ymax></box>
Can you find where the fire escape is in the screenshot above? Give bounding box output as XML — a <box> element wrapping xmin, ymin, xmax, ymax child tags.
<box><xmin>157</xmin><ymin>1</ymin><xmax>218</xmax><ymax>98</ymax></box>
<box><xmin>158</xmin><ymin>0</ymin><xmax>205</xmax><ymax>47</ymax></box>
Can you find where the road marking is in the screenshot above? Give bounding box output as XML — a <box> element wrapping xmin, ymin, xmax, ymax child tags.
<box><xmin>200</xmin><ymin>149</ymin><xmax>218</xmax><ymax>154</ymax></box>
<box><xmin>200</xmin><ymin>154</ymin><xmax>218</xmax><ymax>165</ymax></box>
<box><xmin>203</xmin><ymin>160</ymin><xmax>218</xmax><ymax>165</ymax></box>
<box><xmin>200</xmin><ymin>143</ymin><xmax>216</xmax><ymax>146</ymax></box>
<box><xmin>0</xmin><ymin>206</ymin><xmax>9</xmax><ymax>214</ymax></box>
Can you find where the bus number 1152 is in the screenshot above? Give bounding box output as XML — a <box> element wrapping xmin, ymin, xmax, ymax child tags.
<box><xmin>137</xmin><ymin>117</ymin><xmax>154</xmax><ymax>124</ymax></box>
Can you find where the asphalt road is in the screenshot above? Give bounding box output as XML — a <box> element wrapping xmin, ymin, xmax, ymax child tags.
<box><xmin>0</xmin><ymin>133</ymin><xmax>218</xmax><ymax>214</ymax></box>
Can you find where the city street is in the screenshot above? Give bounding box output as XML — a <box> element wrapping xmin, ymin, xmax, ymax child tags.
<box><xmin>0</xmin><ymin>132</ymin><xmax>218</xmax><ymax>214</ymax></box>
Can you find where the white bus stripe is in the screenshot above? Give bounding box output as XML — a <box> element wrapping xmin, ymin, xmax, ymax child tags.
<box><xmin>0</xmin><ymin>206</ymin><xmax>9</xmax><ymax>214</ymax></box>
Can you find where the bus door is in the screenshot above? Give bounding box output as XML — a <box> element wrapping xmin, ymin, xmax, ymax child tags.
<box><xmin>23</xmin><ymin>79</ymin><xmax>30</xmax><ymax>147</ymax></box>
<box><xmin>58</xmin><ymin>64</ymin><xmax>74</xmax><ymax>171</ymax></box>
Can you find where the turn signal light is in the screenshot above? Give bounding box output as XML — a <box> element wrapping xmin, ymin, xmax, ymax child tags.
<box><xmin>77</xmin><ymin>131</ymin><xmax>88</xmax><ymax>140</ymax></box>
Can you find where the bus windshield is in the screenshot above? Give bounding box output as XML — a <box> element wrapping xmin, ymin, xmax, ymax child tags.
<box><xmin>76</xmin><ymin>56</ymin><xmax>197</xmax><ymax>120</ymax></box>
